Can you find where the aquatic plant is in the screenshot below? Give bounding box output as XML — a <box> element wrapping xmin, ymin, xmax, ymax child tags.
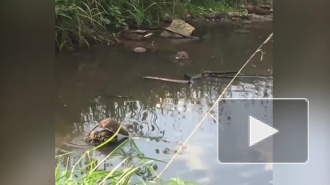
<box><xmin>166</xmin><ymin>178</ymin><xmax>197</xmax><ymax>185</ymax></box>
<box><xmin>55</xmin><ymin>124</ymin><xmax>194</xmax><ymax>184</ymax></box>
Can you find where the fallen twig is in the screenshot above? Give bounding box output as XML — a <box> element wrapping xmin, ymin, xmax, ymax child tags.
<box><xmin>143</xmin><ymin>76</ymin><xmax>191</xmax><ymax>84</ymax></box>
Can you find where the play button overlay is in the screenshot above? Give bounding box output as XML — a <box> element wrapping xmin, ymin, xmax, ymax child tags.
<box><xmin>249</xmin><ymin>116</ymin><xmax>278</xmax><ymax>147</ymax></box>
<box><xmin>217</xmin><ymin>98</ymin><xmax>308</xmax><ymax>164</ymax></box>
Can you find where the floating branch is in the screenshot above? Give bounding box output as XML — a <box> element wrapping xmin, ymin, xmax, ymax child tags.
<box><xmin>209</xmin><ymin>75</ymin><xmax>272</xmax><ymax>79</ymax></box>
<box><xmin>143</xmin><ymin>71</ymin><xmax>271</xmax><ymax>85</ymax></box>
<box><xmin>201</xmin><ymin>70</ymin><xmax>239</xmax><ymax>76</ymax></box>
<box><xmin>184</xmin><ymin>71</ymin><xmax>239</xmax><ymax>81</ymax></box>
<box><xmin>184</xmin><ymin>70</ymin><xmax>271</xmax><ymax>80</ymax></box>
<box><xmin>143</xmin><ymin>76</ymin><xmax>191</xmax><ymax>84</ymax></box>
<box><xmin>201</xmin><ymin>70</ymin><xmax>238</xmax><ymax>74</ymax></box>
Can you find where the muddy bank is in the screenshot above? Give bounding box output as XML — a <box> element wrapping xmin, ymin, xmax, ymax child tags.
<box><xmin>109</xmin><ymin>13</ymin><xmax>272</xmax><ymax>56</ymax></box>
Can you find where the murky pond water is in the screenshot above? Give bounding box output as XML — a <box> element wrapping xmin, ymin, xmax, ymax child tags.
<box><xmin>56</xmin><ymin>20</ymin><xmax>273</xmax><ymax>184</ymax></box>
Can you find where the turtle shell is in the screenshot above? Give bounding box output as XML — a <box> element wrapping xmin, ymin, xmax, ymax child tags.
<box><xmin>85</xmin><ymin>130</ymin><xmax>117</xmax><ymax>146</ymax></box>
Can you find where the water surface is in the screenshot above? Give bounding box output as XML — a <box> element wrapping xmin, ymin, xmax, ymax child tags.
<box><xmin>55</xmin><ymin>20</ymin><xmax>273</xmax><ymax>184</ymax></box>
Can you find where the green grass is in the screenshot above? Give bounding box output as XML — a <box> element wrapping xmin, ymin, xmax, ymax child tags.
<box><xmin>55</xmin><ymin>0</ymin><xmax>272</xmax><ymax>51</ymax></box>
<box><xmin>55</xmin><ymin>0</ymin><xmax>114</xmax><ymax>51</ymax></box>
<box><xmin>55</xmin><ymin>0</ymin><xmax>236</xmax><ymax>51</ymax></box>
<box><xmin>55</xmin><ymin>0</ymin><xmax>186</xmax><ymax>51</ymax></box>
<box><xmin>189</xmin><ymin>0</ymin><xmax>232</xmax><ymax>12</ymax></box>
<box><xmin>55</xmin><ymin>125</ymin><xmax>195</xmax><ymax>184</ymax></box>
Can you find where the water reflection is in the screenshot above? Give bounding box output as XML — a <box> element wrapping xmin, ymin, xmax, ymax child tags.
<box><xmin>56</xmin><ymin>74</ymin><xmax>273</xmax><ymax>183</ymax></box>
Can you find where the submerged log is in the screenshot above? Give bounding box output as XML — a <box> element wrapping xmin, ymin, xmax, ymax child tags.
<box><xmin>201</xmin><ymin>70</ymin><xmax>238</xmax><ymax>75</ymax></box>
<box><xmin>183</xmin><ymin>71</ymin><xmax>238</xmax><ymax>81</ymax></box>
<box><xmin>183</xmin><ymin>74</ymin><xmax>202</xmax><ymax>81</ymax></box>
<box><xmin>160</xmin><ymin>30</ymin><xmax>183</xmax><ymax>38</ymax></box>
<box><xmin>162</xmin><ymin>28</ymin><xmax>199</xmax><ymax>40</ymax></box>
<box><xmin>143</xmin><ymin>76</ymin><xmax>191</xmax><ymax>84</ymax></box>
<box><xmin>143</xmin><ymin>71</ymin><xmax>270</xmax><ymax>85</ymax></box>
<box><xmin>184</xmin><ymin>71</ymin><xmax>271</xmax><ymax>80</ymax></box>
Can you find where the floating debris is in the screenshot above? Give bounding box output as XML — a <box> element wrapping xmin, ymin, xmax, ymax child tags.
<box><xmin>133</xmin><ymin>47</ymin><xmax>147</xmax><ymax>53</ymax></box>
<box><xmin>164</xmin><ymin>19</ymin><xmax>195</xmax><ymax>37</ymax></box>
<box><xmin>160</xmin><ymin>19</ymin><xmax>199</xmax><ymax>39</ymax></box>
<box><xmin>234</xmin><ymin>29</ymin><xmax>250</xmax><ymax>33</ymax></box>
<box><xmin>175</xmin><ymin>51</ymin><xmax>189</xmax><ymax>60</ymax></box>
<box><xmin>143</xmin><ymin>76</ymin><xmax>192</xmax><ymax>84</ymax></box>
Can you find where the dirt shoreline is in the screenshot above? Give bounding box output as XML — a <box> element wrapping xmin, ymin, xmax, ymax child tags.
<box><xmin>62</xmin><ymin>12</ymin><xmax>273</xmax><ymax>53</ymax></box>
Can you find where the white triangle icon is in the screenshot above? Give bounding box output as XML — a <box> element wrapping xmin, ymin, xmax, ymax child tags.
<box><xmin>249</xmin><ymin>116</ymin><xmax>278</xmax><ymax>147</ymax></box>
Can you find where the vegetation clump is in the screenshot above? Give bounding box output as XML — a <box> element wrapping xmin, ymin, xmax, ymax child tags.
<box><xmin>55</xmin><ymin>0</ymin><xmax>261</xmax><ymax>51</ymax></box>
<box><xmin>56</xmin><ymin>131</ymin><xmax>195</xmax><ymax>184</ymax></box>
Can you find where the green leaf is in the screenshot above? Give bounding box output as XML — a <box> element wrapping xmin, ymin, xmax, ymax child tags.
<box><xmin>100</xmin><ymin>17</ymin><xmax>111</xmax><ymax>24</ymax></box>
